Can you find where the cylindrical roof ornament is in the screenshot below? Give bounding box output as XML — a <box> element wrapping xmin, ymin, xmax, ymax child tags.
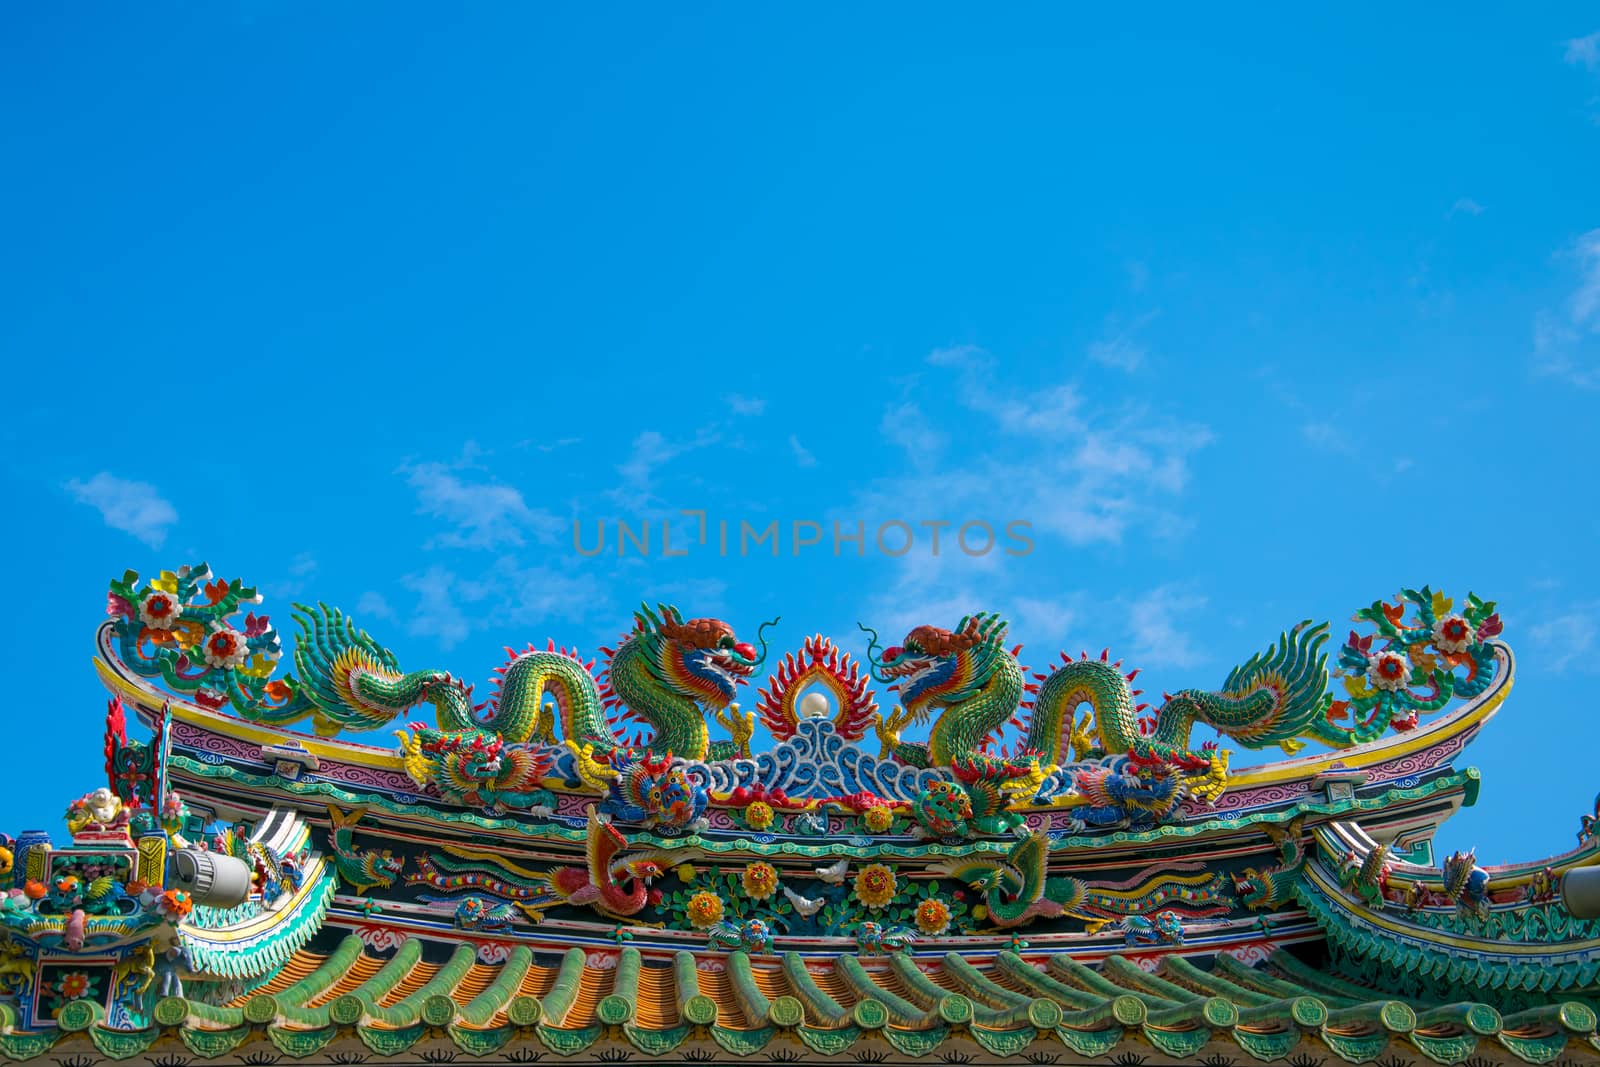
<box><xmin>170</xmin><ymin>849</ymin><xmax>253</xmax><ymax>908</ymax></box>
<box><xmin>1560</xmin><ymin>866</ymin><xmax>1600</xmax><ymax>919</ymax></box>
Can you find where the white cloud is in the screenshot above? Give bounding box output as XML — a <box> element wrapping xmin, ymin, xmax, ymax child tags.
<box><xmin>1087</xmin><ymin>312</ymin><xmax>1159</xmax><ymax>373</ymax></box>
<box><xmin>1566</xmin><ymin>31</ymin><xmax>1599</xmax><ymax>71</ymax></box>
<box><xmin>1010</xmin><ymin>596</ymin><xmax>1077</xmax><ymax>643</ymax></box>
<box><xmin>401</xmin><ymin>567</ymin><xmax>473</xmax><ymax>650</ymax></box>
<box><xmin>1573</xmin><ymin>229</ymin><xmax>1600</xmax><ymax>322</ymax></box>
<box><xmin>355</xmin><ymin>591</ymin><xmax>396</xmax><ymax>621</ymax></box>
<box><xmin>65</xmin><ymin>473</ymin><xmax>178</xmax><ymax>548</ymax></box>
<box><xmin>1301</xmin><ymin>420</ymin><xmax>1357</xmax><ymax>456</ymax></box>
<box><xmin>789</xmin><ymin>434</ymin><xmax>817</xmax><ymax>468</ymax></box>
<box><xmin>879</xmin><ymin>402</ymin><xmax>947</xmax><ymax>469</ymax></box>
<box><xmin>535</xmin><ymin>437</ymin><xmax>581</xmax><ymax>453</ymax></box>
<box><xmin>1533</xmin><ymin>229</ymin><xmax>1600</xmax><ymax>387</ymax></box>
<box><xmin>459</xmin><ymin>557</ymin><xmax>605</xmax><ymax>628</ymax></box>
<box><xmin>401</xmin><ymin>457</ymin><xmax>559</xmax><ymax>550</ymax></box>
<box><xmin>1087</xmin><ymin>336</ymin><xmax>1147</xmax><ymax>372</ymax></box>
<box><xmin>727</xmin><ymin>394</ymin><xmax>767</xmax><ymax>416</ymax></box>
<box><xmin>1448</xmin><ymin>198</ymin><xmax>1485</xmax><ymax>218</ymax></box>
<box><xmin>932</xmin><ymin>346</ymin><xmax>1087</xmax><ymax>436</ymax></box>
<box><xmin>861</xmin><ymin>347</ymin><xmax>1213</xmax><ymax>552</ymax></box>
<box><xmin>1126</xmin><ymin>585</ymin><xmax>1208</xmax><ymax>669</ymax></box>
<box><xmin>615</xmin><ymin>427</ymin><xmax>720</xmax><ymax>494</ymax></box>
<box><xmin>1530</xmin><ymin>603</ymin><xmax>1599</xmax><ymax>672</ymax></box>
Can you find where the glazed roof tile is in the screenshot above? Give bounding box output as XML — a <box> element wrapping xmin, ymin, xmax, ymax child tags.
<box><xmin>11</xmin><ymin>935</ymin><xmax>1598</xmax><ymax>1066</ymax></box>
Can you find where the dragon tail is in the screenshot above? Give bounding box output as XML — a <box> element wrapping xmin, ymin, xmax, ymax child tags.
<box><xmin>326</xmin><ymin>804</ymin><xmax>366</xmax><ymax>839</ymax></box>
<box><xmin>292</xmin><ymin>602</ymin><xmax>473</xmax><ymax>736</ymax></box>
<box><xmin>1156</xmin><ymin>620</ymin><xmax>1343</xmax><ymax>755</ymax></box>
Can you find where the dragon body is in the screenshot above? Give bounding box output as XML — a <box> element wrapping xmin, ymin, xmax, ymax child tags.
<box><xmin>295</xmin><ymin>603</ymin><xmax>771</xmax><ymax>759</ymax></box>
<box><xmin>932</xmin><ymin>832</ymin><xmax>1226</xmax><ymax>931</ymax></box>
<box><xmin>110</xmin><ymin>568</ymin><xmax>776</xmax><ymax>763</ymax></box>
<box><xmin>865</xmin><ymin>613</ymin><xmax>1344</xmax><ymax>775</ymax></box>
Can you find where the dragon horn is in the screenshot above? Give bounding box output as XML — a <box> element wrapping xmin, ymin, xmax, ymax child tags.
<box><xmin>857</xmin><ymin>623</ymin><xmax>892</xmax><ymax>683</ymax></box>
<box><xmin>753</xmin><ymin>616</ymin><xmax>780</xmax><ymax>666</ymax></box>
<box><xmin>636</xmin><ymin>602</ymin><xmax>663</xmax><ymax>632</ymax></box>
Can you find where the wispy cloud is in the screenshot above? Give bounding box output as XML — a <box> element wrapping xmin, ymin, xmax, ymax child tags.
<box><xmin>1448</xmin><ymin>197</ymin><xmax>1485</xmax><ymax>218</ymax></box>
<box><xmin>1566</xmin><ymin>31</ymin><xmax>1599</xmax><ymax>72</ymax></box>
<box><xmin>848</xmin><ymin>345</ymin><xmax>1212</xmax><ymax>666</ymax></box>
<box><xmin>534</xmin><ymin>437</ymin><xmax>581</xmax><ymax>453</ymax></box>
<box><xmin>1087</xmin><ymin>313</ymin><xmax>1158</xmax><ymax>373</ymax></box>
<box><xmin>401</xmin><ymin>446</ymin><xmax>561</xmax><ymax>550</ymax></box>
<box><xmin>399</xmin><ymin>567</ymin><xmax>474</xmax><ymax>650</ymax></box>
<box><xmin>615</xmin><ymin>427</ymin><xmax>721</xmax><ymax>496</ymax></box>
<box><xmin>879</xmin><ymin>401</ymin><xmax>948</xmax><ymax>470</ymax></box>
<box><xmin>355</xmin><ymin>591</ymin><xmax>396</xmax><ymax>622</ymax></box>
<box><xmin>1126</xmin><ymin>585</ymin><xmax>1207</xmax><ymax>669</ymax></box>
<box><xmin>1529</xmin><ymin>601</ymin><xmax>1599</xmax><ymax>672</ymax></box>
<box><xmin>1533</xmin><ymin>229</ymin><xmax>1600</xmax><ymax>387</ymax></box>
<box><xmin>727</xmin><ymin>394</ymin><xmax>767</xmax><ymax>416</ymax></box>
<box><xmin>789</xmin><ymin>434</ymin><xmax>817</xmax><ymax>468</ymax></box>
<box><xmin>864</xmin><ymin>346</ymin><xmax>1212</xmax><ymax>550</ymax></box>
<box><xmin>65</xmin><ymin>472</ymin><xmax>178</xmax><ymax>548</ymax></box>
<box><xmin>1301</xmin><ymin>420</ymin><xmax>1357</xmax><ymax>456</ymax></box>
<box><xmin>270</xmin><ymin>552</ymin><xmax>321</xmax><ymax>600</ymax></box>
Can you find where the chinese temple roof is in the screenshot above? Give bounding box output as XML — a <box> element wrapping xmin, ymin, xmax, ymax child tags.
<box><xmin>1</xmin><ymin>566</ymin><xmax>1596</xmax><ymax>1067</ymax></box>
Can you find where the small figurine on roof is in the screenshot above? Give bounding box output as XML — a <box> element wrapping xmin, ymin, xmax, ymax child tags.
<box><xmin>65</xmin><ymin>787</ymin><xmax>131</xmax><ymax>842</ymax></box>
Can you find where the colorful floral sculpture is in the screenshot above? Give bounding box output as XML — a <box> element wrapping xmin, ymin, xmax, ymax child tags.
<box><xmin>1335</xmin><ymin>588</ymin><xmax>1502</xmax><ymax>735</ymax></box>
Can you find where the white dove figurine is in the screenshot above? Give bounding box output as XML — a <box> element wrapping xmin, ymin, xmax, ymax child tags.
<box><xmin>814</xmin><ymin>858</ymin><xmax>849</xmax><ymax>884</ymax></box>
<box><xmin>782</xmin><ymin>885</ymin><xmax>825</xmax><ymax>917</ymax></box>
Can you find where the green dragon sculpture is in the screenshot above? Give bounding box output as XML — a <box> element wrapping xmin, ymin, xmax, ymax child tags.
<box><xmin>326</xmin><ymin>807</ymin><xmax>404</xmax><ymax>895</ymax></box>
<box><xmin>861</xmin><ymin>612</ymin><xmax>1343</xmax><ymax>772</ymax></box>
<box><xmin>1232</xmin><ymin>816</ymin><xmax>1308</xmax><ymax>911</ymax></box>
<box><xmin>108</xmin><ymin>566</ymin><xmax>775</xmax><ymax>762</ymax></box>
<box><xmin>1339</xmin><ymin>844</ymin><xmax>1391</xmax><ymax>910</ymax></box>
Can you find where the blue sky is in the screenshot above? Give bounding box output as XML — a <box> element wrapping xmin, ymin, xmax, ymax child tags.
<box><xmin>4</xmin><ymin>7</ymin><xmax>1599</xmax><ymax>862</ymax></box>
